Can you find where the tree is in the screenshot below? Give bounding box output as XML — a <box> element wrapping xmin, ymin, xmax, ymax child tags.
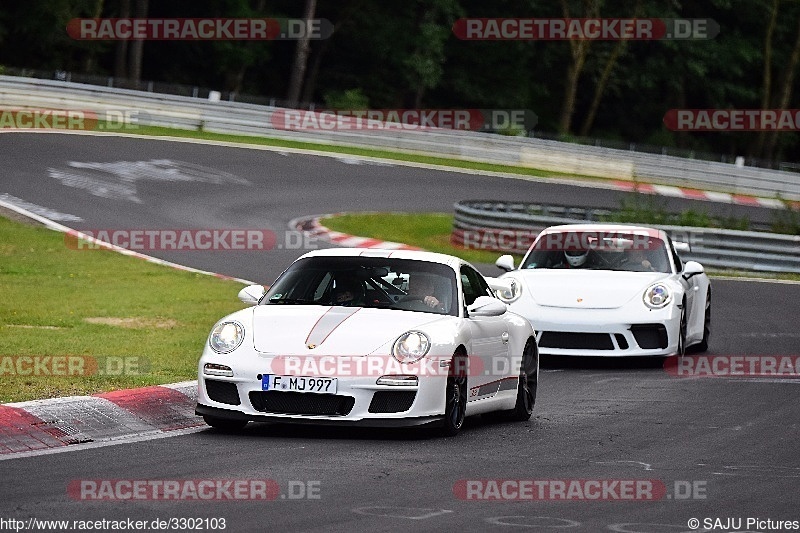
<box><xmin>557</xmin><ymin>0</ymin><xmax>600</xmax><ymax>135</ymax></box>
<box><xmin>286</xmin><ymin>0</ymin><xmax>316</xmax><ymax>107</ymax></box>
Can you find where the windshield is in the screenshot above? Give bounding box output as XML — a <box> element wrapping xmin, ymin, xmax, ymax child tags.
<box><xmin>520</xmin><ymin>231</ymin><xmax>672</xmax><ymax>273</ymax></box>
<box><xmin>262</xmin><ymin>256</ymin><xmax>458</xmax><ymax>316</ymax></box>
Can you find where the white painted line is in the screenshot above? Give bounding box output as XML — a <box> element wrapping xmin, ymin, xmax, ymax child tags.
<box><xmin>352</xmin><ymin>507</ymin><xmax>453</xmax><ymax>520</ymax></box>
<box><xmin>652</xmin><ymin>184</ymin><xmax>685</xmax><ymax>197</ymax></box>
<box><xmin>704</xmin><ymin>191</ymin><xmax>733</xmax><ymax>203</ymax></box>
<box><xmin>756</xmin><ymin>197</ymin><xmax>786</xmax><ymax>209</ymax></box>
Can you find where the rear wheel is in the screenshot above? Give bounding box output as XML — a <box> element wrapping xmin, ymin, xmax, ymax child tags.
<box><xmin>440</xmin><ymin>352</ymin><xmax>467</xmax><ymax>437</ymax></box>
<box><xmin>203</xmin><ymin>415</ymin><xmax>248</xmax><ymax>431</ymax></box>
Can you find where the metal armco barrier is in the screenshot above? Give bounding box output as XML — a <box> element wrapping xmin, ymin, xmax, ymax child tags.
<box><xmin>452</xmin><ymin>200</ymin><xmax>800</xmax><ymax>273</ymax></box>
<box><xmin>1</xmin><ymin>75</ymin><xmax>799</xmax><ymax>201</ymax></box>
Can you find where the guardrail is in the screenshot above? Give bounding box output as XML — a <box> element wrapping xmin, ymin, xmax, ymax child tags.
<box><xmin>452</xmin><ymin>200</ymin><xmax>800</xmax><ymax>273</ymax></box>
<box><xmin>1</xmin><ymin>75</ymin><xmax>799</xmax><ymax>202</ymax></box>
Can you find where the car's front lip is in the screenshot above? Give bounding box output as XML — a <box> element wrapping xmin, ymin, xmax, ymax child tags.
<box><xmin>195</xmin><ymin>404</ymin><xmax>444</xmax><ymax>428</ymax></box>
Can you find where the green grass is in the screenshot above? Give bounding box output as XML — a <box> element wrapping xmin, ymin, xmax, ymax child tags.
<box><xmin>0</xmin><ymin>216</ymin><xmax>246</xmax><ymax>402</ymax></box>
<box><xmin>320</xmin><ymin>212</ymin><xmax>800</xmax><ymax>282</ymax></box>
<box><xmin>124</xmin><ymin>125</ymin><xmax>595</xmax><ymax>181</ymax></box>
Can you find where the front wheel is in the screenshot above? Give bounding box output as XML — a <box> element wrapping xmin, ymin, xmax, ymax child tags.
<box><xmin>676</xmin><ymin>301</ymin><xmax>687</xmax><ymax>357</ymax></box>
<box><xmin>440</xmin><ymin>352</ymin><xmax>467</xmax><ymax>437</ymax></box>
<box><xmin>499</xmin><ymin>338</ymin><xmax>538</xmax><ymax>421</ymax></box>
<box><xmin>691</xmin><ymin>288</ymin><xmax>711</xmax><ymax>353</ymax></box>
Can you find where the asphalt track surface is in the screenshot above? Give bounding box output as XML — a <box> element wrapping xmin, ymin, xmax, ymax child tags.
<box><xmin>1</xmin><ymin>132</ymin><xmax>799</xmax><ymax>532</ymax></box>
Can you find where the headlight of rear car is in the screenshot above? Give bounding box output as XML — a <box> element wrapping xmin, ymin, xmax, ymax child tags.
<box><xmin>643</xmin><ymin>283</ymin><xmax>671</xmax><ymax>309</ymax></box>
<box><xmin>495</xmin><ymin>278</ymin><xmax>521</xmax><ymax>303</ymax></box>
<box><xmin>209</xmin><ymin>321</ymin><xmax>245</xmax><ymax>353</ymax></box>
<box><xmin>392</xmin><ymin>331</ymin><xmax>430</xmax><ymax>363</ymax></box>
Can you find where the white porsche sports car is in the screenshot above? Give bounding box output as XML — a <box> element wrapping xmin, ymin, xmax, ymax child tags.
<box><xmin>196</xmin><ymin>248</ymin><xmax>538</xmax><ymax>436</ymax></box>
<box><xmin>494</xmin><ymin>224</ymin><xmax>711</xmax><ymax>357</ymax></box>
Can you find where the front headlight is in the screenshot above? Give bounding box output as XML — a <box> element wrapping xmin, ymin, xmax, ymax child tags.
<box><xmin>392</xmin><ymin>331</ymin><xmax>430</xmax><ymax>363</ymax></box>
<box><xmin>496</xmin><ymin>278</ymin><xmax>521</xmax><ymax>303</ymax></box>
<box><xmin>643</xmin><ymin>283</ymin><xmax>671</xmax><ymax>309</ymax></box>
<box><xmin>209</xmin><ymin>321</ymin><xmax>245</xmax><ymax>353</ymax></box>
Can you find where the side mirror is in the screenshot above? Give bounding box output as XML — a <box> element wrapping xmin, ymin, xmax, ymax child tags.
<box><xmin>495</xmin><ymin>254</ymin><xmax>515</xmax><ymax>272</ymax></box>
<box><xmin>238</xmin><ymin>284</ymin><xmax>266</xmax><ymax>305</ymax></box>
<box><xmin>467</xmin><ymin>296</ymin><xmax>507</xmax><ymax>317</ymax></box>
<box><xmin>487</xmin><ymin>277</ymin><xmax>517</xmax><ymax>301</ymax></box>
<box><xmin>683</xmin><ymin>261</ymin><xmax>704</xmax><ymax>280</ymax></box>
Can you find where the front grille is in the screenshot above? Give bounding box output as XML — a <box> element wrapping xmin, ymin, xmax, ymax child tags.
<box><xmin>205</xmin><ymin>379</ymin><xmax>241</xmax><ymax>405</ymax></box>
<box><xmin>249</xmin><ymin>391</ymin><xmax>355</xmax><ymax>416</ymax></box>
<box><xmin>539</xmin><ymin>331</ymin><xmax>615</xmax><ymax>350</ymax></box>
<box><xmin>630</xmin><ymin>324</ymin><xmax>669</xmax><ymax>349</ymax></box>
<box><xmin>368</xmin><ymin>391</ymin><xmax>417</xmax><ymax>413</ymax></box>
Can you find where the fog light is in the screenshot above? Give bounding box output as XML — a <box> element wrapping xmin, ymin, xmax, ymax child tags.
<box><xmin>376</xmin><ymin>375</ymin><xmax>419</xmax><ymax>386</ymax></box>
<box><xmin>204</xmin><ymin>363</ymin><xmax>234</xmax><ymax>377</ymax></box>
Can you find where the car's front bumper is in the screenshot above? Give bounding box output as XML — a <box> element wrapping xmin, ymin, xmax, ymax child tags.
<box><xmin>508</xmin><ymin>304</ymin><xmax>681</xmax><ymax>357</ymax></box>
<box><xmin>196</xmin><ymin>361</ymin><xmax>450</xmax><ymax>425</ymax></box>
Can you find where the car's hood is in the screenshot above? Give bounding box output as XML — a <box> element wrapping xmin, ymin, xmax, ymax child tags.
<box><xmin>513</xmin><ymin>270</ymin><xmax>669</xmax><ymax>309</ymax></box>
<box><xmin>250</xmin><ymin>305</ymin><xmax>446</xmax><ymax>355</ymax></box>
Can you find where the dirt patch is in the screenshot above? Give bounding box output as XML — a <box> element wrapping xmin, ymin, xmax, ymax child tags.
<box><xmin>83</xmin><ymin>317</ymin><xmax>178</xmax><ymax>329</ymax></box>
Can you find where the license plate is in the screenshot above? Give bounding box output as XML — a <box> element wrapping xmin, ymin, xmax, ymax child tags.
<box><xmin>262</xmin><ymin>375</ymin><xmax>337</xmax><ymax>394</ymax></box>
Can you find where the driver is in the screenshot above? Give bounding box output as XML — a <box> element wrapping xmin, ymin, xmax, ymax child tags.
<box><xmin>626</xmin><ymin>247</ymin><xmax>655</xmax><ymax>271</ymax></box>
<box><xmin>405</xmin><ymin>275</ymin><xmax>442</xmax><ymax>309</ymax></box>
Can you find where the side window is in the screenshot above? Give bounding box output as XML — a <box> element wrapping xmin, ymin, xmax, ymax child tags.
<box><xmin>460</xmin><ymin>265</ymin><xmax>492</xmax><ymax>306</ymax></box>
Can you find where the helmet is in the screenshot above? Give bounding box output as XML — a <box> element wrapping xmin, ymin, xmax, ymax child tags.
<box><xmin>564</xmin><ymin>249</ymin><xmax>589</xmax><ymax>267</ymax></box>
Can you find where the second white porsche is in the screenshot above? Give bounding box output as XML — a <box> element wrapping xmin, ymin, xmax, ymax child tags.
<box><xmin>495</xmin><ymin>224</ymin><xmax>711</xmax><ymax>357</ymax></box>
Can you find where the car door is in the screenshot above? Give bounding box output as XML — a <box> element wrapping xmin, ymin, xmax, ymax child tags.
<box><xmin>460</xmin><ymin>265</ymin><xmax>511</xmax><ymax>401</ymax></box>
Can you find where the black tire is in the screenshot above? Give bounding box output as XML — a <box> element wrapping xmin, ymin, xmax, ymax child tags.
<box><xmin>677</xmin><ymin>300</ymin><xmax>687</xmax><ymax>357</ymax></box>
<box><xmin>203</xmin><ymin>415</ymin><xmax>248</xmax><ymax>431</ymax></box>
<box><xmin>440</xmin><ymin>352</ymin><xmax>467</xmax><ymax>437</ymax></box>
<box><xmin>691</xmin><ymin>288</ymin><xmax>711</xmax><ymax>353</ymax></box>
<box><xmin>497</xmin><ymin>338</ymin><xmax>538</xmax><ymax>421</ymax></box>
